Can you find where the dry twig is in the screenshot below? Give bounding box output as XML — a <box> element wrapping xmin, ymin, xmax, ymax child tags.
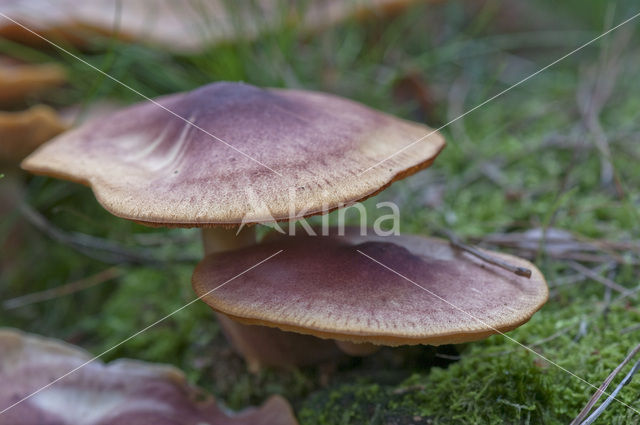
<box><xmin>621</xmin><ymin>324</ymin><xmax>640</xmax><ymax>335</ymax></box>
<box><xmin>441</xmin><ymin>229</ymin><xmax>532</xmax><ymax>278</ymax></box>
<box><xmin>20</xmin><ymin>204</ymin><xmax>199</xmax><ymax>265</ymax></box>
<box><xmin>3</xmin><ymin>267</ymin><xmax>123</xmax><ymax>309</ymax></box>
<box><xmin>579</xmin><ymin>359</ymin><xmax>640</xmax><ymax>425</ymax></box>
<box><xmin>570</xmin><ymin>343</ymin><xmax>640</xmax><ymax>425</ymax></box>
<box><xmin>567</xmin><ymin>261</ymin><xmax>633</xmax><ymax>296</ymax></box>
<box><xmin>477</xmin><ymin>229</ymin><xmax>638</xmax><ymax>266</ymax></box>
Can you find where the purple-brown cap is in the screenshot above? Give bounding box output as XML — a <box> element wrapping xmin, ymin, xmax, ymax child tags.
<box><xmin>192</xmin><ymin>230</ymin><xmax>548</xmax><ymax>346</ymax></box>
<box><xmin>22</xmin><ymin>81</ymin><xmax>445</xmax><ymax>227</ymax></box>
<box><xmin>0</xmin><ymin>328</ymin><xmax>299</xmax><ymax>425</ymax></box>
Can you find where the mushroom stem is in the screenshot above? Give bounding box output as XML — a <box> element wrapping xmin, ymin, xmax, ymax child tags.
<box><xmin>200</xmin><ymin>226</ymin><xmax>340</xmax><ymax>371</ymax></box>
<box><xmin>335</xmin><ymin>341</ymin><xmax>381</xmax><ymax>356</ymax></box>
<box><xmin>201</xmin><ymin>227</ymin><xmax>256</xmax><ymax>255</ymax></box>
<box><xmin>216</xmin><ymin>315</ymin><xmax>341</xmax><ymax>373</ymax></box>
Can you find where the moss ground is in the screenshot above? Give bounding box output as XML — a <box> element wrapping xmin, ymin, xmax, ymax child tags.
<box><xmin>1</xmin><ymin>1</ymin><xmax>640</xmax><ymax>423</ymax></box>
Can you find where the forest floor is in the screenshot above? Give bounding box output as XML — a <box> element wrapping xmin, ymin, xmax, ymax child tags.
<box><xmin>2</xmin><ymin>1</ymin><xmax>640</xmax><ymax>423</ymax></box>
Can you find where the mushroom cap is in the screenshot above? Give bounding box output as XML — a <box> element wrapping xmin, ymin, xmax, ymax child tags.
<box><xmin>0</xmin><ymin>105</ymin><xmax>68</xmax><ymax>164</ymax></box>
<box><xmin>192</xmin><ymin>229</ymin><xmax>548</xmax><ymax>346</ymax></box>
<box><xmin>0</xmin><ymin>0</ymin><xmax>230</xmax><ymax>50</ymax></box>
<box><xmin>22</xmin><ymin>81</ymin><xmax>445</xmax><ymax>227</ymax></box>
<box><xmin>0</xmin><ymin>59</ymin><xmax>66</xmax><ymax>106</ymax></box>
<box><xmin>0</xmin><ymin>0</ymin><xmax>425</xmax><ymax>51</ymax></box>
<box><xmin>0</xmin><ymin>328</ymin><xmax>299</xmax><ymax>425</ymax></box>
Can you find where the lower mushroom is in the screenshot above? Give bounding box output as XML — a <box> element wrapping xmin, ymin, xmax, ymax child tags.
<box><xmin>334</xmin><ymin>341</ymin><xmax>381</xmax><ymax>356</ymax></box>
<box><xmin>200</xmin><ymin>227</ymin><xmax>341</xmax><ymax>371</ymax></box>
<box><xmin>192</xmin><ymin>228</ymin><xmax>548</xmax><ymax>356</ymax></box>
<box><xmin>0</xmin><ymin>328</ymin><xmax>299</xmax><ymax>425</ymax></box>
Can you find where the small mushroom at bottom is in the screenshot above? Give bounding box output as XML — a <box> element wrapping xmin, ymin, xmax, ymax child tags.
<box><xmin>0</xmin><ymin>328</ymin><xmax>299</xmax><ymax>425</ymax></box>
<box><xmin>192</xmin><ymin>228</ymin><xmax>548</xmax><ymax>358</ymax></box>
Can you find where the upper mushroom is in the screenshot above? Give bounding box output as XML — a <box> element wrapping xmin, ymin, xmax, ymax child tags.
<box><xmin>22</xmin><ymin>81</ymin><xmax>445</xmax><ymax>227</ymax></box>
<box><xmin>192</xmin><ymin>229</ymin><xmax>549</xmax><ymax>346</ymax></box>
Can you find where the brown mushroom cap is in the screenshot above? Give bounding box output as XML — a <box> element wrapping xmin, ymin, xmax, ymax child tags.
<box><xmin>0</xmin><ymin>60</ymin><xmax>66</xmax><ymax>106</ymax></box>
<box><xmin>192</xmin><ymin>230</ymin><xmax>548</xmax><ymax>346</ymax></box>
<box><xmin>0</xmin><ymin>105</ymin><xmax>68</xmax><ymax>164</ymax></box>
<box><xmin>22</xmin><ymin>81</ymin><xmax>445</xmax><ymax>227</ymax></box>
<box><xmin>0</xmin><ymin>328</ymin><xmax>299</xmax><ymax>425</ymax></box>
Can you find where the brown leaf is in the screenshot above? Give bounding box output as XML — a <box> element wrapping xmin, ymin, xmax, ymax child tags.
<box><xmin>0</xmin><ymin>329</ymin><xmax>299</xmax><ymax>425</ymax></box>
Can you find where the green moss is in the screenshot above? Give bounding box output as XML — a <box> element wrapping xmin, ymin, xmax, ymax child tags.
<box><xmin>299</xmin><ymin>302</ymin><xmax>640</xmax><ymax>425</ymax></box>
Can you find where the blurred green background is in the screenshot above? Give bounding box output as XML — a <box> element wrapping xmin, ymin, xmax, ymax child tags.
<box><xmin>1</xmin><ymin>0</ymin><xmax>639</xmax><ymax>423</ymax></box>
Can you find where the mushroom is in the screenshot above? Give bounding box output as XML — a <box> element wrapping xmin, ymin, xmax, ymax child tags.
<box><xmin>0</xmin><ymin>328</ymin><xmax>299</xmax><ymax>425</ymax></box>
<box><xmin>0</xmin><ymin>105</ymin><xmax>68</xmax><ymax>164</ymax></box>
<box><xmin>0</xmin><ymin>0</ymin><xmax>233</xmax><ymax>51</ymax></box>
<box><xmin>0</xmin><ymin>104</ymin><xmax>68</xmax><ymax>274</ymax></box>
<box><xmin>0</xmin><ymin>59</ymin><xmax>66</xmax><ymax>106</ymax></box>
<box><xmin>0</xmin><ymin>0</ymin><xmax>428</xmax><ymax>52</ymax></box>
<box><xmin>0</xmin><ymin>58</ymin><xmax>67</xmax><ymax>165</ymax></box>
<box><xmin>192</xmin><ymin>228</ymin><xmax>548</xmax><ymax>350</ymax></box>
<box><xmin>21</xmin><ymin>80</ymin><xmax>445</xmax><ymax>369</ymax></box>
<box><xmin>0</xmin><ymin>99</ymin><xmax>122</xmax><ymax>268</ymax></box>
